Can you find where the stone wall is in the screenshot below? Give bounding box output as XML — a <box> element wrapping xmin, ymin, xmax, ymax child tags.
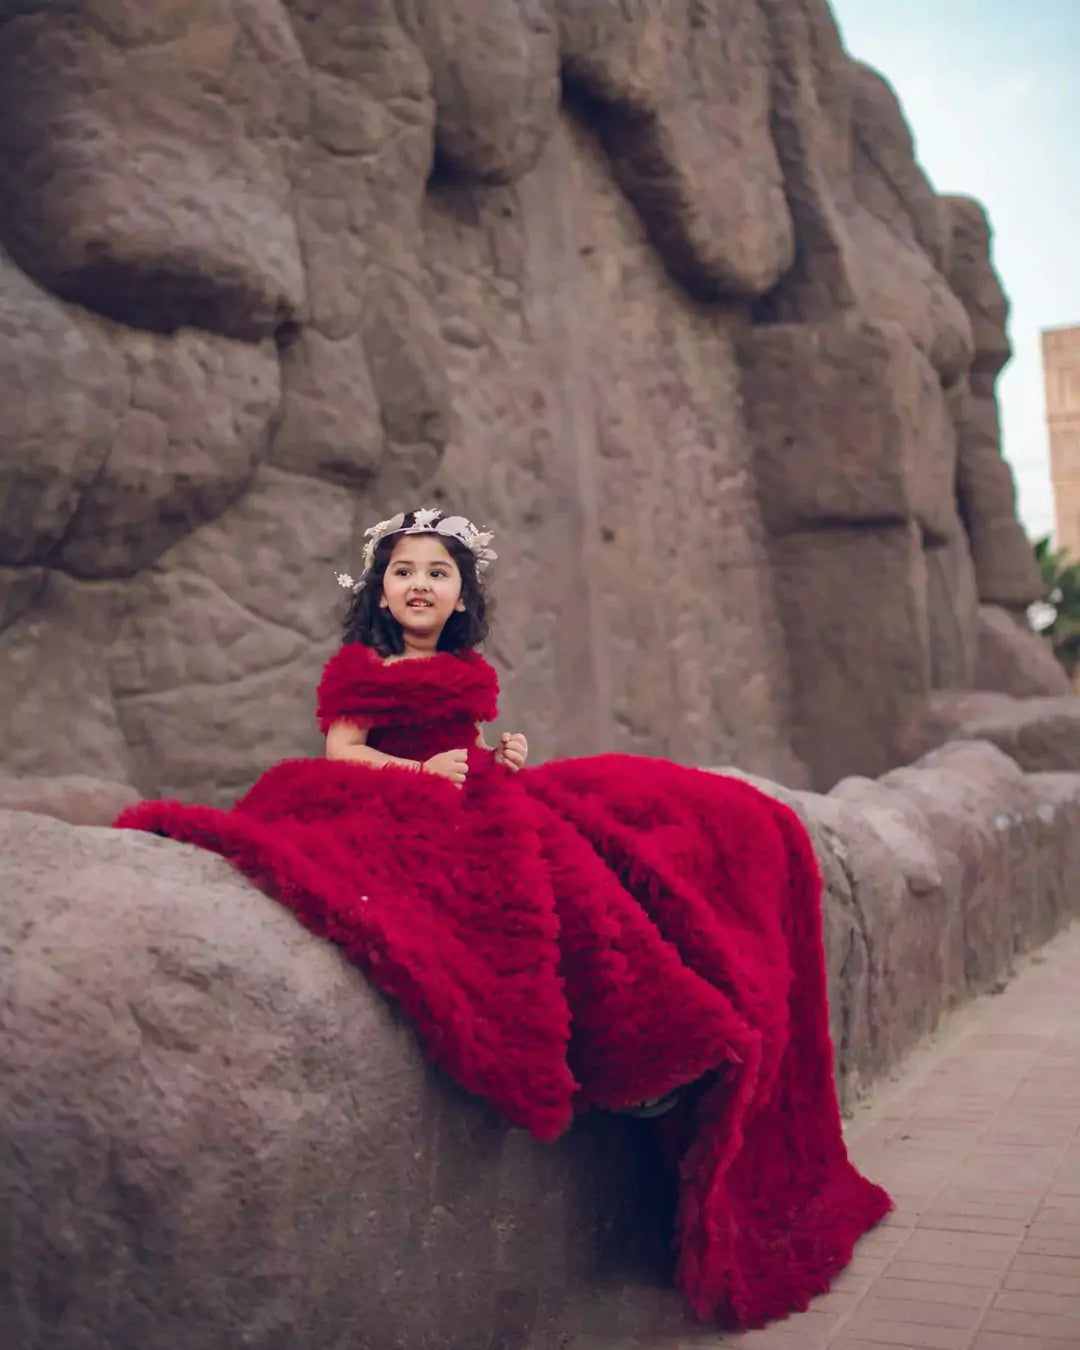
<box><xmin>5</xmin><ymin>729</ymin><xmax>1080</xmax><ymax>1350</ymax></box>
<box><xmin>0</xmin><ymin>0</ymin><xmax>1048</xmax><ymax>804</ymax></box>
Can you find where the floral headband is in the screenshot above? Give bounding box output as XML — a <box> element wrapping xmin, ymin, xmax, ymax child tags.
<box><xmin>336</xmin><ymin>507</ymin><xmax>497</xmax><ymax>593</ymax></box>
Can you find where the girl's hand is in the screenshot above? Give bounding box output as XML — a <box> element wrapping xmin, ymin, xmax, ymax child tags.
<box><xmin>423</xmin><ymin>749</ymin><xmax>469</xmax><ymax>788</ymax></box>
<box><xmin>494</xmin><ymin>732</ymin><xmax>528</xmax><ymax>772</ymax></box>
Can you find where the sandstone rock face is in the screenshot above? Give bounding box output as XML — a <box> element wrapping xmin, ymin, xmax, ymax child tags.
<box><xmin>902</xmin><ymin>690</ymin><xmax>1080</xmax><ymax>775</ymax></box>
<box><xmin>822</xmin><ymin>744</ymin><xmax>1080</xmax><ymax>1091</ymax></box>
<box><xmin>0</xmin><ymin>773</ymin><xmax>140</xmax><ymax>827</ymax></box>
<box><xmin>944</xmin><ymin>199</ymin><xmax>1045</xmax><ymax>611</ymax></box>
<box><xmin>0</xmin><ymin>0</ymin><xmax>1040</xmax><ymax>800</ymax></box>
<box><xmin>975</xmin><ymin>604</ymin><xmax>1073</xmax><ymax>698</ymax></box>
<box><xmin>5</xmin><ymin>747</ymin><xmax>1080</xmax><ymax>1349</ymax></box>
<box><xmin>0</xmin><ymin>809</ymin><xmax>686</xmax><ymax>1350</ymax></box>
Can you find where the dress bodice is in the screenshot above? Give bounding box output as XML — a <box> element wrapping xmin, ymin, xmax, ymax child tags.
<box><xmin>316</xmin><ymin>642</ymin><xmax>500</xmax><ymax>766</ymax></box>
<box><xmin>366</xmin><ymin>715</ymin><xmax>478</xmax><ymax>763</ymax></box>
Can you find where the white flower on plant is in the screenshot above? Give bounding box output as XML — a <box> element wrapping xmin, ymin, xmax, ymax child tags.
<box><xmin>1027</xmin><ymin>600</ymin><xmax>1057</xmax><ymax>633</ymax></box>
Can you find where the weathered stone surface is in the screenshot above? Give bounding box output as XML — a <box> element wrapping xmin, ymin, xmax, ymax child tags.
<box><xmin>0</xmin><ymin>0</ymin><xmax>1039</xmax><ymax>799</ymax></box>
<box><xmin>975</xmin><ymin>604</ymin><xmax>1074</xmax><ymax>698</ymax></box>
<box><xmin>108</xmin><ymin>468</ymin><xmax>353</xmax><ymax>806</ymax></box>
<box><xmin>56</xmin><ymin>332</ymin><xmax>283</xmax><ymax>579</ymax></box>
<box><xmin>0</xmin><ymin>3</ymin><xmax>307</xmax><ymax>339</ymax></box>
<box><xmin>560</xmin><ymin>0</ymin><xmax>793</xmax><ymax>297</ymax></box>
<box><xmin>766</xmin><ymin>523</ymin><xmax>931</xmax><ymax>791</ymax></box>
<box><xmin>6</xmin><ymin>748</ymin><xmax>1080</xmax><ymax>1348</ymax></box>
<box><xmin>0</xmin><ymin>809</ymin><xmax>687</xmax><ymax>1350</ymax></box>
<box><xmin>0</xmin><ymin>573</ymin><xmax>136</xmax><ymax>784</ymax></box>
<box><xmin>924</xmin><ymin>532</ymin><xmax>980</xmax><ymax>689</ymax></box>
<box><xmin>0</xmin><ymin>773</ymin><xmax>139</xmax><ymax>826</ymax></box>
<box><xmin>740</xmin><ymin>316</ymin><xmax>959</xmax><ymax>541</ymax></box>
<box><xmin>0</xmin><ymin>565</ymin><xmax>46</xmax><ymax>634</ymax></box>
<box><xmin>423</xmin><ymin>114</ymin><xmax>806</xmax><ymax>784</ymax></box>
<box><xmin>0</xmin><ymin>262</ymin><xmax>123</xmax><ymax>567</ymax></box>
<box><xmin>414</xmin><ymin>0</ymin><xmax>561</xmax><ymax>184</ymax></box>
<box><xmin>848</xmin><ymin>63</ymin><xmax>948</xmax><ymax>274</ymax></box>
<box><xmin>829</xmin><ymin>743</ymin><xmax>1080</xmax><ymax>1078</ymax></box>
<box><xmin>843</xmin><ymin>65</ymin><xmax>973</xmax><ymax>385</ymax></box>
<box><xmin>944</xmin><ymin>198</ymin><xmax>1043</xmax><ymax>609</ymax></box>
<box><xmin>902</xmin><ymin>690</ymin><xmax>1080</xmax><ymax>775</ymax></box>
<box><xmin>0</xmin><ymin>252</ymin><xmax>282</xmax><ymax>580</ymax></box>
<box><xmin>747</xmin><ymin>742</ymin><xmax>1080</xmax><ymax>1101</ymax></box>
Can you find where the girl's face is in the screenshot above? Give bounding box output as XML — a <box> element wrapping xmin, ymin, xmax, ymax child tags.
<box><xmin>380</xmin><ymin>534</ymin><xmax>465</xmax><ymax>642</ymax></box>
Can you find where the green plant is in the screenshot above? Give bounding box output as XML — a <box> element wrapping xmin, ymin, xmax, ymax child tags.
<box><xmin>1031</xmin><ymin>535</ymin><xmax>1080</xmax><ymax>677</ymax></box>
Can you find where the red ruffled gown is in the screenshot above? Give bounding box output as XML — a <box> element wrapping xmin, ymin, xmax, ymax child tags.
<box><xmin>116</xmin><ymin>643</ymin><xmax>890</xmax><ymax>1328</ymax></box>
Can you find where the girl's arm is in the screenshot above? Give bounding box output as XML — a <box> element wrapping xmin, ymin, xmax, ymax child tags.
<box><xmin>325</xmin><ymin>719</ymin><xmax>421</xmax><ymax>772</ymax></box>
<box><xmin>475</xmin><ymin>722</ymin><xmax>490</xmax><ymax>749</ymax></box>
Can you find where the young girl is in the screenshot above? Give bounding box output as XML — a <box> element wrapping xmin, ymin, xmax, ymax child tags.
<box><xmin>116</xmin><ymin>507</ymin><xmax>889</xmax><ymax>1330</ymax></box>
<box><xmin>324</xmin><ymin>510</ymin><xmax>527</xmax><ymax>786</ymax></box>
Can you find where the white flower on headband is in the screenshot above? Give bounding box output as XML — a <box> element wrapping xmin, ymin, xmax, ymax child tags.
<box><xmin>430</xmin><ymin>515</ymin><xmax>498</xmax><ymax>570</ymax></box>
<box><xmin>338</xmin><ymin>508</ymin><xmax>497</xmax><ymax>593</ymax></box>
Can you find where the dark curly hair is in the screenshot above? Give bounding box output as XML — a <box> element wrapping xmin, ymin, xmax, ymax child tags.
<box><xmin>342</xmin><ymin>517</ymin><xmax>491</xmax><ymax>656</ymax></box>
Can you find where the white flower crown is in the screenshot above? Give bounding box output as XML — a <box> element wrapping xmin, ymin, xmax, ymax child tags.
<box><xmin>336</xmin><ymin>507</ymin><xmax>497</xmax><ymax>593</ymax></box>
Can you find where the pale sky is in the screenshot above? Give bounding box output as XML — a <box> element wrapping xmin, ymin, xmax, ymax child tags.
<box><xmin>830</xmin><ymin>0</ymin><xmax>1080</xmax><ymax>542</ymax></box>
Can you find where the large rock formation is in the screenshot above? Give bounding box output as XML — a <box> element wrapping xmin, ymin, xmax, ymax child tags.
<box><xmin>0</xmin><ymin>0</ymin><xmax>1052</xmax><ymax>805</ymax></box>
<box><xmin>902</xmin><ymin>689</ymin><xmax>1080</xmax><ymax>774</ymax></box>
<box><xmin>6</xmin><ymin>742</ymin><xmax>1080</xmax><ymax>1349</ymax></box>
<box><xmin>974</xmin><ymin>603</ymin><xmax>1074</xmax><ymax>699</ymax></box>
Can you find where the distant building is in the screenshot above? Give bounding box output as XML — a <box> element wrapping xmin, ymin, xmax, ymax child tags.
<box><xmin>1043</xmin><ymin>324</ymin><xmax>1080</xmax><ymax>557</ymax></box>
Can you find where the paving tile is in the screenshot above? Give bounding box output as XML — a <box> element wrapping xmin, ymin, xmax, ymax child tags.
<box><xmin>805</xmin><ymin>1287</ymin><xmax>863</xmax><ymax>1316</ymax></box>
<box><xmin>828</xmin><ymin>1342</ymin><xmax>922</xmax><ymax>1350</ymax></box>
<box><xmin>760</xmin><ymin>1311</ymin><xmax>840</xmax><ymax>1336</ymax></box>
<box><xmin>913</xmin><ymin>1213</ymin><xmax>1028</xmax><ymax>1237</ymax></box>
<box><xmin>928</xmin><ymin>1193</ymin><xmax>1042</xmax><ymax>1219</ymax></box>
<box><xmin>724</xmin><ymin>1330</ymin><xmax>829</xmax><ymax>1349</ymax></box>
<box><xmin>979</xmin><ymin>1308</ymin><xmax>1080</xmax><ymax>1339</ymax></box>
<box><xmin>882</xmin><ymin>1259</ymin><xmax>1002</xmax><ymax>1289</ymax></box>
<box><xmin>867</xmin><ymin>1277</ymin><xmax>987</xmax><ymax>1308</ymax></box>
<box><xmin>1038</xmin><ymin>1201</ymin><xmax>1080</xmax><ymax>1221</ymax></box>
<box><xmin>972</xmin><ymin>1334</ymin><xmax>1077</xmax><ymax>1350</ymax></box>
<box><xmin>1001</xmin><ymin>1266</ymin><xmax>1080</xmax><ymax>1296</ymax></box>
<box><xmin>877</xmin><ymin>1210</ymin><xmax>918</xmax><ymax>1231</ymax></box>
<box><xmin>1010</xmin><ymin>1251</ymin><xmax>1080</xmax><ymax>1278</ymax></box>
<box><xmin>854</xmin><ymin>1296</ymin><xmax>981</xmax><ymax>1329</ymax></box>
<box><xmin>891</xmin><ymin>1235</ymin><xmax>1015</xmax><ymax>1269</ymax></box>
<box><xmin>1018</xmin><ymin>1234</ymin><xmax>1080</xmax><ymax>1258</ymax></box>
<box><xmin>992</xmin><ymin>1287</ymin><xmax>1080</xmax><ymax>1316</ymax></box>
<box><xmin>1027</xmin><ymin>1219</ymin><xmax>1080</xmax><ymax>1242</ymax></box>
<box><xmin>834</xmin><ymin>1256</ymin><xmax>889</xmax><ymax>1283</ymax></box>
<box><xmin>710</xmin><ymin>929</ymin><xmax>1080</xmax><ymax>1350</ymax></box>
<box><xmin>948</xmin><ymin>1176</ymin><xmax>1056</xmax><ymax>1197</ymax></box>
<box><xmin>855</xmin><ymin>1229</ymin><xmax>909</xmax><ymax>1254</ymax></box>
<box><xmin>833</xmin><ymin>1314</ymin><xmax>970</xmax><ymax>1348</ymax></box>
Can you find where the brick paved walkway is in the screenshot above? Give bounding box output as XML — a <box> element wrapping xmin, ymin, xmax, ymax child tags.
<box><xmin>729</xmin><ymin>921</ymin><xmax>1080</xmax><ymax>1350</ymax></box>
